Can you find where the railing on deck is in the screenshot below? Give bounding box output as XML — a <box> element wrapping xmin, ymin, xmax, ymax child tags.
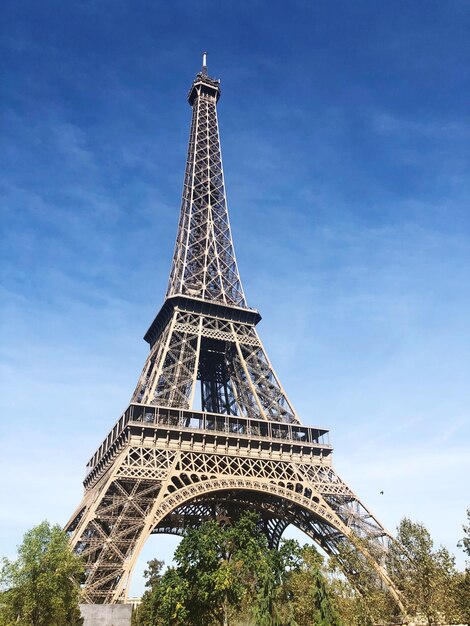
<box><xmin>87</xmin><ymin>404</ymin><xmax>331</xmax><ymax>473</ymax></box>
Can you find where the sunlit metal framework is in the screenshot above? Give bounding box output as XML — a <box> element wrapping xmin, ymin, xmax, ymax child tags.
<box><xmin>66</xmin><ymin>59</ymin><xmax>402</xmax><ymax>610</ymax></box>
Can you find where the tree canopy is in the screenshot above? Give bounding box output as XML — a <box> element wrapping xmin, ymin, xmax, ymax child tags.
<box><xmin>133</xmin><ymin>512</ymin><xmax>470</xmax><ymax>626</ymax></box>
<box><xmin>2</xmin><ymin>513</ymin><xmax>468</xmax><ymax>625</ymax></box>
<box><xmin>458</xmin><ymin>508</ymin><xmax>470</xmax><ymax>561</ymax></box>
<box><xmin>132</xmin><ymin>512</ymin><xmax>341</xmax><ymax>626</ymax></box>
<box><xmin>387</xmin><ymin>517</ymin><xmax>462</xmax><ymax>625</ymax></box>
<box><xmin>0</xmin><ymin>521</ymin><xmax>83</xmax><ymax>626</ymax></box>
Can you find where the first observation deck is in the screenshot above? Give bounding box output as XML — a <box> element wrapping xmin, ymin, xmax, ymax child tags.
<box><xmin>85</xmin><ymin>404</ymin><xmax>333</xmax><ymax>486</ymax></box>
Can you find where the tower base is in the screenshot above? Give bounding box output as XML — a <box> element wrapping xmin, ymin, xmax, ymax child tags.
<box><xmin>79</xmin><ymin>604</ymin><xmax>132</xmax><ymax>626</ymax></box>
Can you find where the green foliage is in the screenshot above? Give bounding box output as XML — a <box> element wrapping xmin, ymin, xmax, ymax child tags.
<box><xmin>133</xmin><ymin>512</ymin><xmax>470</xmax><ymax>626</ymax></box>
<box><xmin>164</xmin><ymin>512</ymin><xmax>274</xmax><ymax>625</ymax></box>
<box><xmin>143</xmin><ymin>559</ymin><xmax>165</xmax><ymax>589</ymax></box>
<box><xmin>149</xmin><ymin>567</ymin><xmax>190</xmax><ymax>625</ymax></box>
<box><xmin>277</xmin><ymin>545</ymin><xmax>342</xmax><ymax>626</ymax></box>
<box><xmin>252</xmin><ymin>539</ymin><xmax>302</xmax><ymax>626</ymax></box>
<box><xmin>328</xmin><ymin>539</ymin><xmax>397</xmax><ymax>626</ymax></box>
<box><xmin>132</xmin><ymin>559</ymin><xmax>164</xmax><ymax>626</ymax></box>
<box><xmin>326</xmin><ymin>516</ymin><xmax>470</xmax><ymax>626</ymax></box>
<box><xmin>458</xmin><ymin>507</ymin><xmax>470</xmax><ymax>561</ymax></box>
<box><xmin>0</xmin><ymin>521</ymin><xmax>83</xmax><ymax>626</ymax></box>
<box><xmin>133</xmin><ymin>514</ymin><xmax>343</xmax><ymax>626</ymax></box>
<box><xmin>387</xmin><ymin>517</ymin><xmax>462</xmax><ymax>625</ymax></box>
<box><xmin>324</xmin><ymin>573</ymin><xmax>374</xmax><ymax>626</ymax></box>
<box><xmin>455</xmin><ymin>508</ymin><xmax>470</xmax><ymax>624</ymax></box>
<box><xmin>301</xmin><ymin>547</ymin><xmax>341</xmax><ymax>626</ymax></box>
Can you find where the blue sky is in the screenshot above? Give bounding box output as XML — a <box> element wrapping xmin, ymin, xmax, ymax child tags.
<box><xmin>1</xmin><ymin>0</ymin><xmax>469</xmax><ymax>595</ymax></box>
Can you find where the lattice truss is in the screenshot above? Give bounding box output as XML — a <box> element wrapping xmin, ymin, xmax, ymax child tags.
<box><xmin>131</xmin><ymin>310</ymin><xmax>297</xmax><ymax>423</ymax></box>
<box><xmin>66</xmin><ymin>443</ymin><xmax>398</xmax><ymax>605</ymax></box>
<box><xmin>167</xmin><ymin>73</ymin><xmax>245</xmax><ymax>307</ymax></box>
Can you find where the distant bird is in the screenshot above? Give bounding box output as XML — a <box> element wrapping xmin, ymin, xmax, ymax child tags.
<box><xmin>379</xmin><ymin>491</ymin><xmax>384</xmax><ymax>495</ymax></box>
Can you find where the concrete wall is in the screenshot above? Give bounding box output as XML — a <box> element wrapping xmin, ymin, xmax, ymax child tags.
<box><xmin>79</xmin><ymin>604</ymin><xmax>132</xmax><ymax>626</ymax></box>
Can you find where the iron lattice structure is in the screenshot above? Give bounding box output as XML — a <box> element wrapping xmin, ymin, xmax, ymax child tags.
<box><xmin>66</xmin><ymin>58</ymin><xmax>402</xmax><ymax>609</ymax></box>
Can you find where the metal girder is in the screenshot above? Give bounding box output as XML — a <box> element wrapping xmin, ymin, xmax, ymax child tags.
<box><xmin>132</xmin><ymin>309</ymin><xmax>297</xmax><ymax>423</ymax></box>
<box><xmin>167</xmin><ymin>69</ymin><xmax>245</xmax><ymax>308</ymax></box>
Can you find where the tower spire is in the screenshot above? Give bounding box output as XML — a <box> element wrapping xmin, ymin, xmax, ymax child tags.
<box><xmin>166</xmin><ymin>57</ymin><xmax>246</xmax><ymax>307</ymax></box>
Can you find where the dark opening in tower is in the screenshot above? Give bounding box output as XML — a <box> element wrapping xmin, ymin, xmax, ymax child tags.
<box><xmin>197</xmin><ymin>337</ymin><xmax>237</xmax><ymax>415</ymax></box>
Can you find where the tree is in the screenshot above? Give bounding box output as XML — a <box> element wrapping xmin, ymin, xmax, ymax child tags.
<box><xmin>277</xmin><ymin>545</ymin><xmax>342</xmax><ymax>626</ymax></box>
<box><xmin>131</xmin><ymin>559</ymin><xmax>164</xmax><ymax>626</ymax></box>
<box><xmin>133</xmin><ymin>514</ymin><xmax>343</xmax><ymax>626</ymax></box>
<box><xmin>143</xmin><ymin>558</ymin><xmax>165</xmax><ymax>588</ymax></box>
<box><xmin>387</xmin><ymin>517</ymin><xmax>460</xmax><ymax>625</ymax></box>
<box><xmin>252</xmin><ymin>538</ymin><xmax>303</xmax><ymax>626</ymax></box>
<box><xmin>148</xmin><ymin>567</ymin><xmax>190</xmax><ymax>626</ymax></box>
<box><xmin>327</xmin><ymin>539</ymin><xmax>397</xmax><ymax>626</ymax></box>
<box><xmin>455</xmin><ymin>509</ymin><xmax>470</xmax><ymax>624</ymax></box>
<box><xmin>159</xmin><ymin>512</ymin><xmax>275</xmax><ymax>626</ymax></box>
<box><xmin>325</xmin><ymin>573</ymin><xmax>372</xmax><ymax>626</ymax></box>
<box><xmin>458</xmin><ymin>507</ymin><xmax>470</xmax><ymax>561</ymax></box>
<box><xmin>0</xmin><ymin>521</ymin><xmax>83</xmax><ymax>626</ymax></box>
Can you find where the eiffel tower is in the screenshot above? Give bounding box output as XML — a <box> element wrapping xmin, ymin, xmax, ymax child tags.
<box><xmin>66</xmin><ymin>55</ymin><xmax>402</xmax><ymax>610</ymax></box>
